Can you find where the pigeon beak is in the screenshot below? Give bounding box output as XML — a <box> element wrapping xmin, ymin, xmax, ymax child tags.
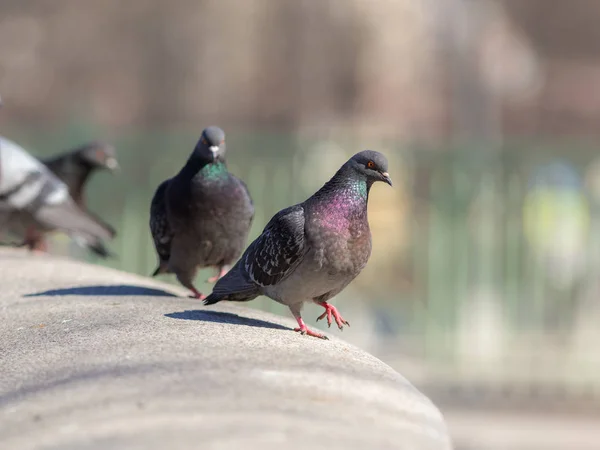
<box><xmin>209</xmin><ymin>145</ymin><xmax>219</xmax><ymax>161</ymax></box>
<box><xmin>105</xmin><ymin>157</ymin><xmax>120</xmax><ymax>172</ymax></box>
<box><xmin>381</xmin><ymin>172</ymin><xmax>393</xmax><ymax>187</ymax></box>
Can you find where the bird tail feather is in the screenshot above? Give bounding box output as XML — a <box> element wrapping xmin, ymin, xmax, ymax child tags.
<box><xmin>203</xmin><ymin>264</ymin><xmax>260</xmax><ymax>305</ymax></box>
<box><xmin>89</xmin><ymin>243</ymin><xmax>115</xmax><ymax>258</ymax></box>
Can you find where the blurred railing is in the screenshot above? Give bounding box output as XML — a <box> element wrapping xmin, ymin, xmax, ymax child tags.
<box><xmin>6</xmin><ymin>123</ymin><xmax>600</xmax><ymax>403</ymax></box>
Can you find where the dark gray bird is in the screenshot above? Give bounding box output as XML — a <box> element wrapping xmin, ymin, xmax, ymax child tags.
<box><xmin>0</xmin><ymin>136</ymin><xmax>115</xmax><ymax>252</ymax></box>
<box><xmin>13</xmin><ymin>141</ymin><xmax>120</xmax><ymax>256</ymax></box>
<box><xmin>149</xmin><ymin>126</ymin><xmax>254</xmax><ymax>299</ymax></box>
<box><xmin>204</xmin><ymin>150</ymin><xmax>392</xmax><ymax>339</ymax></box>
<box><xmin>43</xmin><ymin>141</ymin><xmax>119</xmax><ymax>205</ymax></box>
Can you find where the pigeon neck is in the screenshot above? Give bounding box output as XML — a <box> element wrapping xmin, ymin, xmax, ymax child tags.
<box><xmin>181</xmin><ymin>156</ymin><xmax>226</xmax><ymax>181</ymax></box>
<box><xmin>316</xmin><ymin>165</ymin><xmax>371</xmax><ymax>202</ymax></box>
<box><xmin>311</xmin><ymin>167</ymin><xmax>371</xmax><ymax>223</ymax></box>
<box><xmin>70</xmin><ymin>165</ymin><xmax>93</xmax><ymax>204</ymax></box>
<box><xmin>45</xmin><ymin>156</ymin><xmax>93</xmax><ymax>205</ymax></box>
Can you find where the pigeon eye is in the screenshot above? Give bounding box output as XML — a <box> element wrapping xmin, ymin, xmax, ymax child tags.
<box><xmin>201</xmin><ymin>137</ymin><xmax>207</xmax><ymax>145</ymax></box>
<box><xmin>367</xmin><ymin>161</ymin><xmax>375</xmax><ymax>169</ymax></box>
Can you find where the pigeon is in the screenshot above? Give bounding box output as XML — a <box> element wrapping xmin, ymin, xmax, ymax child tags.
<box><xmin>36</xmin><ymin>141</ymin><xmax>119</xmax><ymax>256</ymax></box>
<box><xmin>204</xmin><ymin>150</ymin><xmax>392</xmax><ymax>339</ymax></box>
<box><xmin>0</xmin><ymin>136</ymin><xmax>115</xmax><ymax>254</ymax></box>
<box><xmin>149</xmin><ymin>126</ymin><xmax>254</xmax><ymax>299</ymax></box>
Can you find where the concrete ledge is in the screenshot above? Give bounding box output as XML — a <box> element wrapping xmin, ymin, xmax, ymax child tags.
<box><xmin>0</xmin><ymin>250</ymin><xmax>452</xmax><ymax>450</ymax></box>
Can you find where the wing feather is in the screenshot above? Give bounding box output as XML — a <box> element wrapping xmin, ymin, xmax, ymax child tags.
<box><xmin>149</xmin><ymin>179</ymin><xmax>173</xmax><ymax>263</ymax></box>
<box><xmin>243</xmin><ymin>205</ymin><xmax>307</xmax><ymax>287</ymax></box>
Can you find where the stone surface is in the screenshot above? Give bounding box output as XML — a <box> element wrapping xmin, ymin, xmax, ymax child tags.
<box><xmin>0</xmin><ymin>249</ymin><xmax>452</xmax><ymax>449</ymax></box>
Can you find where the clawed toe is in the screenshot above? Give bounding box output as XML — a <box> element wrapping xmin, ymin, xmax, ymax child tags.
<box><xmin>188</xmin><ymin>289</ymin><xmax>206</xmax><ymax>300</ymax></box>
<box><xmin>294</xmin><ymin>326</ymin><xmax>329</xmax><ymax>340</ymax></box>
<box><xmin>336</xmin><ymin>318</ymin><xmax>350</xmax><ymax>330</ymax></box>
<box><xmin>316</xmin><ymin>302</ymin><xmax>349</xmax><ymax>331</ymax></box>
<box><xmin>316</xmin><ymin>310</ymin><xmax>332</xmax><ymax>328</ymax></box>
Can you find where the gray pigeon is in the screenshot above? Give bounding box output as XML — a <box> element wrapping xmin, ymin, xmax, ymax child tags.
<box><xmin>149</xmin><ymin>126</ymin><xmax>254</xmax><ymax>299</ymax></box>
<box><xmin>38</xmin><ymin>141</ymin><xmax>119</xmax><ymax>256</ymax></box>
<box><xmin>0</xmin><ymin>136</ymin><xmax>115</xmax><ymax>252</ymax></box>
<box><xmin>204</xmin><ymin>150</ymin><xmax>392</xmax><ymax>339</ymax></box>
<box><xmin>6</xmin><ymin>141</ymin><xmax>119</xmax><ymax>256</ymax></box>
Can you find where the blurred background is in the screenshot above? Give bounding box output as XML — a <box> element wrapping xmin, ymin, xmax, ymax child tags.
<box><xmin>2</xmin><ymin>0</ymin><xmax>600</xmax><ymax>448</ymax></box>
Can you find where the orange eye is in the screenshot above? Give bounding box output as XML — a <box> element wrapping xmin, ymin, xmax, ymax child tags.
<box><xmin>367</xmin><ymin>161</ymin><xmax>375</xmax><ymax>169</ymax></box>
<box><xmin>201</xmin><ymin>137</ymin><xmax>207</xmax><ymax>145</ymax></box>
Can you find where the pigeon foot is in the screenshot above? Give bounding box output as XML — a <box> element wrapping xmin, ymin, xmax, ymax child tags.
<box><xmin>27</xmin><ymin>239</ymin><xmax>48</xmax><ymax>253</ymax></box>
<box><xmin>316</xmin><ymin>302</ymin><xmax>350</xmax><ymax>330</ymax></box>
<box><xmin>188</xmin><ymin>287</ymin><xmax>206</xmax><ymax>300</ymax></box>
<box><xmin>24</xmin><ymin>227</ymin><xmax>48</xmax><ymax>253</ymax></box>
<box><xmin>207</xmin><ymin>266</ymin><xmax>229</xmax><ymax>283</ymax></box>
<box><xmin>294</xmin><ymin>318</ymin><xmax>329</xmax><ymax>340</ymax></box>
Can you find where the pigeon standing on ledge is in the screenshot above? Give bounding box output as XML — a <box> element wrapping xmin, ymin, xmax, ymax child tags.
<box><xmin>150</xmin><ymin>126</ymin><xmax>254</xmax><ymax>299</ymax></box>
<box><xmin>16</xmin><ymin>141</ymin><xmax>120</xmax><ymax>256</ymax></box>
<box><xmin>204</xmin><ymin>150</ymin><xmax>392</xmax><ymax>339</ymax></box>
<box><xmin>0</xmin><ymin>136</ymin><xmax>115</xmax><ymax>252</ymax></box>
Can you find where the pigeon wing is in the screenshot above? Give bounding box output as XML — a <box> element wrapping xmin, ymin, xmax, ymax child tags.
<box><xmin>149</xmin><ymin>179</ymin><xmax>173</xmax><ymax>263</ymax></box>
<box><xmin>242</xmin><ymin>204</ymin><xmax>307</xmax><ymax>287</ymax></box>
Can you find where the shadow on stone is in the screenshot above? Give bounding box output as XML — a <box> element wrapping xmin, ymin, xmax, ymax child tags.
<box><xmin>25</xmin><ymin>285</ymin><xmax>178</xmax><ymax>297</ymax></box>
<box><xmin>165</xmin><ymin>309</ymin><xmax>291</xmax><ymax>331</ymax></box>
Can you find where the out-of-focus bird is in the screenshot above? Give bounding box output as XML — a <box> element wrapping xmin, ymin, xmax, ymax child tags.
<box><xmin>204</xmin><ymin>150</ymin><xmax>392</xmax><ymax>339</ymax></box>
<box><xmin>149</xmin><ymin>126</ymin><xmax>254</xmax><ymax>299</ymax></box>
<box><xmin>13</xmin><ymin>141</ymin><xmax>120</xmax><ymax>256</ymax></box>
<box><xmin>0</xmin><ymin>136</ymin><xmax>115</xmax><ymax>254</ymax></box>
<box><xmin>43</xmin><ymin>141</ymin><xmax>119</xmax><ymax>205</ymax></box>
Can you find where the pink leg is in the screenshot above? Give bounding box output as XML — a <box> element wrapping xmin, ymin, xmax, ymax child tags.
<box><xmin>188</xmin><ymin>286</ymin><xmax>206</xmax><ymax>300</ymax></box>
<box><xmin>25</xmin><ymin>227</ymin><xmax>48</xmax><ymax>253</ymax></box>
<box><xmin>294</xmin><ymin>317</ymin><xmax>329</xmax><ymax>340</ymax></box>
<box><xmin>316</xmin><ymin>302</ymin><xmax>350</xmax><ymax>330</ymax></box>
<box><xmin>207</xmin><ymin>265</ymin><xmax>229</xmax><ymax>283</ymax></box>
<box><xmin>31</xmin><ymin>238</ymin><xmax>48</xmax><ymax>253</ymax></box>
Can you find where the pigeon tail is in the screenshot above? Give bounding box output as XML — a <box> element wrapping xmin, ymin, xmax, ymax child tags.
<box><xmin>203</xmin><ymin>285</ymin><xmax>260</xmax><ymax>305</ymax></box>
<box><xmin>88</xmin><ymin>241</ymin><xmax>115</xmax><ymax>258</ymax></box>
<box><xmin>203</xmin><ymin>264</ymin><xmax>260</xmax><ymax>305</ymax></box>
<box><xmin>202</xmin><ymin>294</ymin><xmax>223</xmax><ymax>306</ymax></box>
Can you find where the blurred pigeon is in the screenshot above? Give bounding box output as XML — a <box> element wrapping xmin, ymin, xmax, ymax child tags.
<box><xmin>150</xmin><ymin>126</ymin><xmax>254</xmax><ymax>299</ymax></box>
<box><xmin>0</xmin><ymin>136</ymin><xmax>115</xmax><ymax>253</ymax></box>
<box><xmin>204</xmin><ymin>150</ymin><xmax>392</xmax><ymax>339</ymax></box>
<box><xmin>38</xmin><ymin>141</ymin><xmax>119</xmax><ymax>256</ymax></box>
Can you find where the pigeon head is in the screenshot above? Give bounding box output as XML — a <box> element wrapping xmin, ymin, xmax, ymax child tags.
<box><xmin>77</xmin><ymin>142</ymin><xmax>119</xmax><ymax>172</ymax></box>
<box><xmin>346</xmin><ymin>150</ymin><xmax>392</xmax><ymax>187</ymax></box>
<box><xmin>193</xmin><ymin>126</ymin><xmax>226</xmax><ymax>163</ymax></box>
